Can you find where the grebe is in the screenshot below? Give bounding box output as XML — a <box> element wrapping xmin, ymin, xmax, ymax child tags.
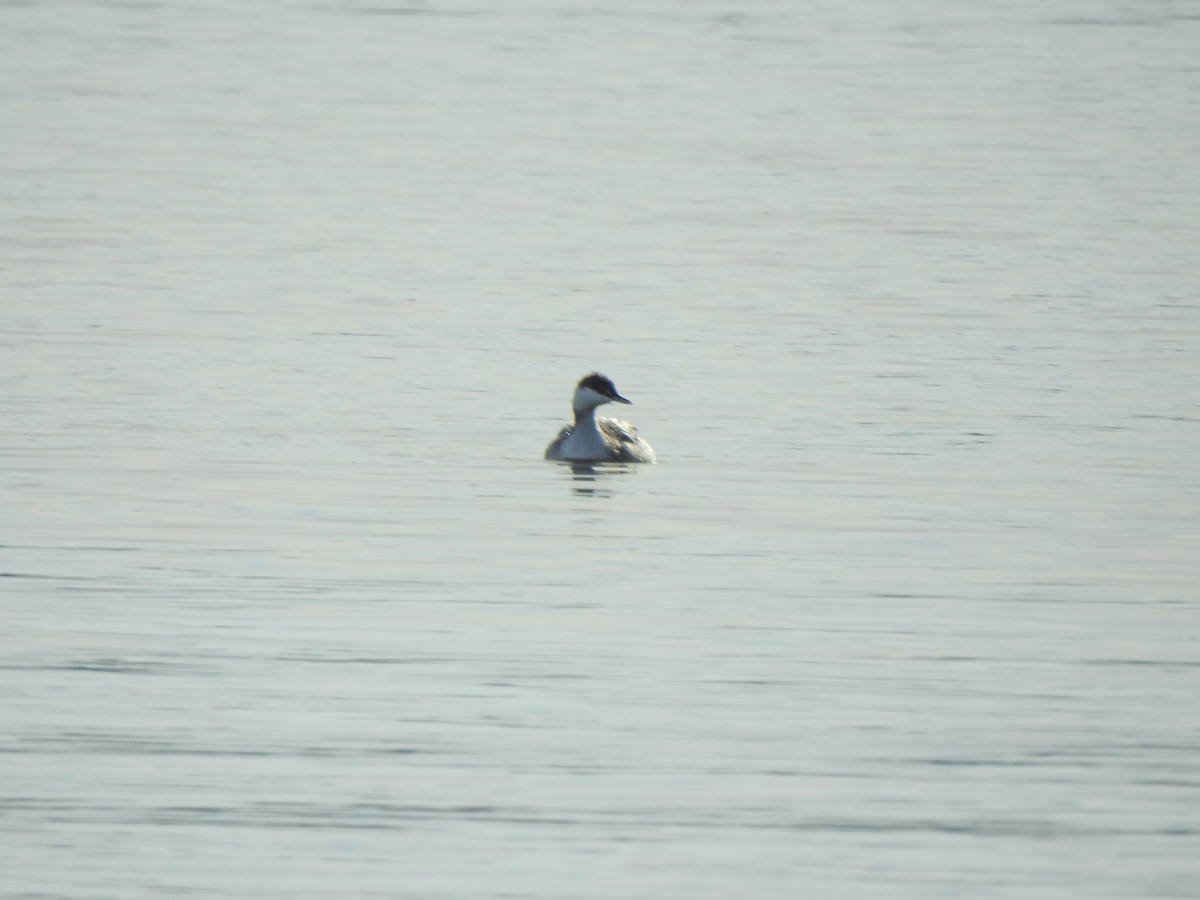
<box><xmin>544</xmin><ymin>373</ymin><xmax>657</xmax><ymax>463</ymax></box>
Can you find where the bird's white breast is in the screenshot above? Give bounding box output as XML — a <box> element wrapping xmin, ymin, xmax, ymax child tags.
<box><xmin>557</xmin><ymin>419</ymin><xmax>613</xmax><ymax>460</ymax></box>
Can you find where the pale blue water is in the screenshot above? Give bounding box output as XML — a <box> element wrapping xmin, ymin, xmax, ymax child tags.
<box><xmin>3</xmin><ymin>1</ymin><xmax>1199</xmax><ymax>897</ymax></box>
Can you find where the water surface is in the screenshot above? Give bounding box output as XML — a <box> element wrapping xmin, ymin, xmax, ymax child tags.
<box><xmin>3</xmin><ymin>1</ymin><xmax>1199</xmax><ymax>897</ymax></box>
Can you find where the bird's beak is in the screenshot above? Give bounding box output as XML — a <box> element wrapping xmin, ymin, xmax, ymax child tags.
<box><xmin>612</xmin><ymin>393</ymin><xmax>632</xmax><ymax>404</ymax></box>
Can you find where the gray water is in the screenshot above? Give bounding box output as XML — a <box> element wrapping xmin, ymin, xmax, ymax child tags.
<box><xmin>3</xmin><ymin>1</ymin><xmax>1199</xmax><ymax>897</ymax></box>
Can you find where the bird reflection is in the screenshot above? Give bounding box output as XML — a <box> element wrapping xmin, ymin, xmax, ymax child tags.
<box><xmin>561</xmin><ymin>461</ymin><xmax>639</xmax><ymax>497</ymax></box>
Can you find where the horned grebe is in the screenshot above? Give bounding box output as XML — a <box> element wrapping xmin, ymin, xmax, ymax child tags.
<box><xmin>544</xmin><ymin>373</ymin><xmax>657</xmax><ymax>463</ymax></box>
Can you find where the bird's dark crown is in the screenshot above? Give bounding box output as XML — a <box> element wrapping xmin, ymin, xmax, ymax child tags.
<box><xmin>577</xmin><ymin>372</ymin><xmax>618</xmax><ymax>396</ymax></box>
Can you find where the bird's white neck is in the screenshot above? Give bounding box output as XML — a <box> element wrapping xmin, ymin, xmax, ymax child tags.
<box><xmin>571</xmin><ymin>386</ymin><xmax>611</xmax><ymax>415</ymax></box>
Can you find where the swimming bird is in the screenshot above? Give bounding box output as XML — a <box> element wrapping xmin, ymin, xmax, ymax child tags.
<box><xmin>544</xmin><ymin>373</ymin><xmax>657</xmax><ymax>463</ymax></box>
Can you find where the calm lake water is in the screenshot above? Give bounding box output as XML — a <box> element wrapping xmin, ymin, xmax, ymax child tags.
<box><xmin>3</xmin><ymin>0</ymin><xmax>1199</xmax><ymax>897</ymax></box>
